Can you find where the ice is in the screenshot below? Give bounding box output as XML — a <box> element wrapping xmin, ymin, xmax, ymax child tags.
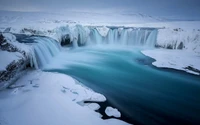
<box><xmin>86</xmin><ymin>103</ymin><xmax>100</xmax><ymax>111</ymax></box>
<box><xmin>96</xmin><ymin>26</ymin><xmax>110</xmax><ymax>37</ymax></box>
<box><xmin>105</xmin><ymin>107</ymin><xmax>121</xmax><ymax>118</ymax></box>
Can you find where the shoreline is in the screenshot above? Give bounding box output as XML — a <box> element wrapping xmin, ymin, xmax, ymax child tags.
<box><xmin>141</xmin><ymin>49</ymin><xmax>200</xmax><ymax>76</ymax></box>
<box><xmin>0</xmin><ymin>70</ymin><xmax>130</xmax><ymax>125</ymax></box>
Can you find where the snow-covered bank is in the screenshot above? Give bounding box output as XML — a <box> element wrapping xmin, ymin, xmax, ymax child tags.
<box><xmin>142</xmin><ymin>49</ymin><xmax>200</xmax><ymax>75</ymax></box>
<box><xmin>0</xmin><ymin>70</ymin><xmax>130</xmax><ymax>125</ymax></box>
<box><xmin>0</xmin><ymin>33</ymin><xmax>31</xmax><ymax>89</ymax></box>
<box><xmin>0</xmin><ymin>51</ymin><xmax>23</xmax><ymax>71</ymax></box>
<box><xmin>156</xmin><ymin>28</ymin><xmax>200</xmax><ymax>54</ymax></box>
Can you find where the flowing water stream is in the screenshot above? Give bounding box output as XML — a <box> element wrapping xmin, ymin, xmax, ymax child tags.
<box><xmin>44</xmin><ymin>46</ymin><xmax>200</xmax><ymax>125</ymax></box>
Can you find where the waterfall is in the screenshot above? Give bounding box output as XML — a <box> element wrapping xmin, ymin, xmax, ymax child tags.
<box><xmin>21</xmin><ymin>26</ymin><xmax>157</xmax><ymax>70</ymax></box>
<box><xmin>30</xmin><ymin>37</ymin><xmax>61</xmax><ymax>69</ymax></box>
<box><xmin>74</xmin><ymin>26</ymin><xmax>158</xmax><ymax>47</ymax></box>
<box><xmin>88</xmin><ymin>28</ymin><xmax>103</xmax><ymax>45</ymax></box>
<box><xmin>145</xmin><ymin>29</ymin><xmax>158</xmax><ymax>47</ymax></box>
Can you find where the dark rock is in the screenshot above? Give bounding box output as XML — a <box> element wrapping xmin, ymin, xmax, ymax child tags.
<box><xmin>0</xmin><ymin>57</ymin><xmax>30</xmax><ymax>84</ymax></box>
<box><xmin>173</xmin><ymin>28</ymin><xmax>183</xmax><ymax>32</ymax></box>
<box><xmin>166</xmin><ymin>44</ymin><xmax>173</xmax><ymax>49</ymax></box>
<box><xmin>177</xmin><ymin>42</ymin><xmax>184</xmax><ymax>49</ymax></box>
<box><xmin>184</xmin><ymin>66</ymin><xmax>200</xmax><ymax>75</ymax></box>
<box><xmin>155</xmin><ymin>44</ymin><xmax>163</xmax><ymax>48</ymax></box>
<box><xmin>173</xmin><ymin>28</ymin><xmax>179</xmax><ymax>31</ymax></box>
<box><xmin>20</xmin><ymin>28</ymin><xmax>38</xmax><ymax>34</ymax></box>
<box><xmin>4</xmin><ymin>27</ymin><xmax>11</xmax><ymax>32</ymax></box>
<box><xmin>61</xmin><ymin>34</ymin><xmax>71</xmax><ymax>46</ymax></box>
<box><xmin>135</xmin><ymin>58</ymin><xmax>155</xmax><ymax>66</ymax></box>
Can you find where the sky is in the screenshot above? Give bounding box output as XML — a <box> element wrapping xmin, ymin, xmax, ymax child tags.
<box><xmin>0</xmin><ymin>0</ymin><xmax>200</xmax><ymax>20</ymax></box>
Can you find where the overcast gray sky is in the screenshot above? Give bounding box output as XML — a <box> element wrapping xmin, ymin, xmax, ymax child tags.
<box><xmin>0</xmin><ymin>0</ymin><xmax>200</xmax><ymax>20</ymax></box>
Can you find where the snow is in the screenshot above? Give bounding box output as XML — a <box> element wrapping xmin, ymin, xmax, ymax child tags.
<box><xmin>0</xmin><ymin>51</ymin><xmax>23</xmax><ymax>71</ymax></box>
<box><xmin>0</xmin><ymin>70</ymin><xmax>129</xmax><ymax>125</ymax></box>
<box><xmin>105</xmin><ymin>107</ymin><xmax>121</xmax><ymax>118</ymax></box>
<box><xmin>2</xmin><ymin>33</ymin><xmax>30</xmax><ymax>54</ymax></box>
<box><xmin>157</xmin><ymin>28</ymin><xmax>200</xmax><ymax>54</ymax></box>
<box><xmin>142</xmin><ymin>49</ymin><xmax>200</xmax><ymax>75</ymax></box>
<box><xmin>96</xmin><ymin>26</ymin><xmax>110</xmax><ymax>37</ymax></box>
<box><xmin>0</xmin><ymin>10</ymin><xmax>160</xmax><ymax>30</ymax></box>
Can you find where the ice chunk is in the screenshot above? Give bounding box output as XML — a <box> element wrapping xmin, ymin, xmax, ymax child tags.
<box><xmin>105</xmin><ymin>106</ymin><xmax>121</xmax><ymax>118</ymax></box>
<box><xmin>87</xmin><ymin>103</ymin><xmax>100</xmax><ymax>111</ymax></box>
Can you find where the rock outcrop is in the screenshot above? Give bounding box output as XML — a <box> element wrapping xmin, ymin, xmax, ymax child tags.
<box><xmin>0</xmin><ymin>33</ymin><xmax>30</xmax><ymax>89</ymax></box>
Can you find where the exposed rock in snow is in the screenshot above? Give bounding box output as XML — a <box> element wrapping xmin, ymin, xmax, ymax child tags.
<box><xmin>2</xmin><ymin>33</ymin><xmax>30</xmax><ymax>54</ymax></box>
<box><xmin>0</xmin><ymin>33</ymin><xmax>30</xmax><ymax>89</ymax></box>
<box><xmin>157</xmin><ymin>28</ymin><xmax>200</xmax><ymax>54</ymax></box>
<box><xmin>142</xmin><ymin>49</ymin><xmax>200</xmax><ymax>75</ymax></box>
<box><xmin>0</xmin><ymin>70</ymin><xmax>129</xmax><ymax>125</ymax></box>
<box><xmin>60</xmin><ymin>34</ymin><xmax>71</xmax><ymax>46</ymax></box>
<box><xmin>105</xmin><ymin>107</ymin><xmax>121</xmax><ymax>118</ymax></box>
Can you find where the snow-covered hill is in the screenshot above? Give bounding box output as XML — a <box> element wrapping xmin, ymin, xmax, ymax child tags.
<box><xmin>0</xmin><ymin>10</ymin><xmax>163</xmax><ymax>29</ymax></box>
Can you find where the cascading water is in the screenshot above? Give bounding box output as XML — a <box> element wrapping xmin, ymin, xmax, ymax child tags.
<box><xmin>19</xmin><ymin>25</ymin><xmax>158</xmax><ymax>70</ymax></box>
<box><xmin>88</xmin><ymin>28</ymin><xmax>103</xmax><ymax>45</ymax></box>
<box><xmin>74</xmin><ymin>26</ymin><xmax>158</xmax><ymax>47</ymax></box>
<box><xmin>30</xmin><ymin>37</ymin><xmax>61</xmax><ymax>69</ymax></box>
<box><xmin>22</xmin><ymin>26</ymin><xmax>158</xmax><ymax>70</ymax></box>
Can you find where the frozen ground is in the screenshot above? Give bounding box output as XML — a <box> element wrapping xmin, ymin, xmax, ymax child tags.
<box><xmin>142</xmin><ymin>49</ymin><xmax>200</xmax><ymax>75</ymax></box>
<box><xmin>0</xmin><ymin>70</ymin><xmax>130</xmax><ymax>125</ymax></box>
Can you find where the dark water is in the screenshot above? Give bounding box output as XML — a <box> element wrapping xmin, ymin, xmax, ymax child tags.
<box><xmin>45</xmin><ymin>46</ymin><xmax>200</xmax><ymax>125</ymax></box>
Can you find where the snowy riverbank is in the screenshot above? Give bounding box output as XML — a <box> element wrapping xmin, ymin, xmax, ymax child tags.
<box><xmin>0</xmin><ymin>70</ymin><xmax>130</xmax><ymax>125</ymax></box>
<box><xmin>142</xmin><ymin>49</ymin><xmax>200</xmax><ymax>75</ymax></box>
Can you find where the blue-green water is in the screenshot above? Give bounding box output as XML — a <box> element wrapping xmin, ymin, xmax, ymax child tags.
<box><xmin>45</xmin><ymin>46</ymin><xmax>200</xmax><ymax>125</ymax></box>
